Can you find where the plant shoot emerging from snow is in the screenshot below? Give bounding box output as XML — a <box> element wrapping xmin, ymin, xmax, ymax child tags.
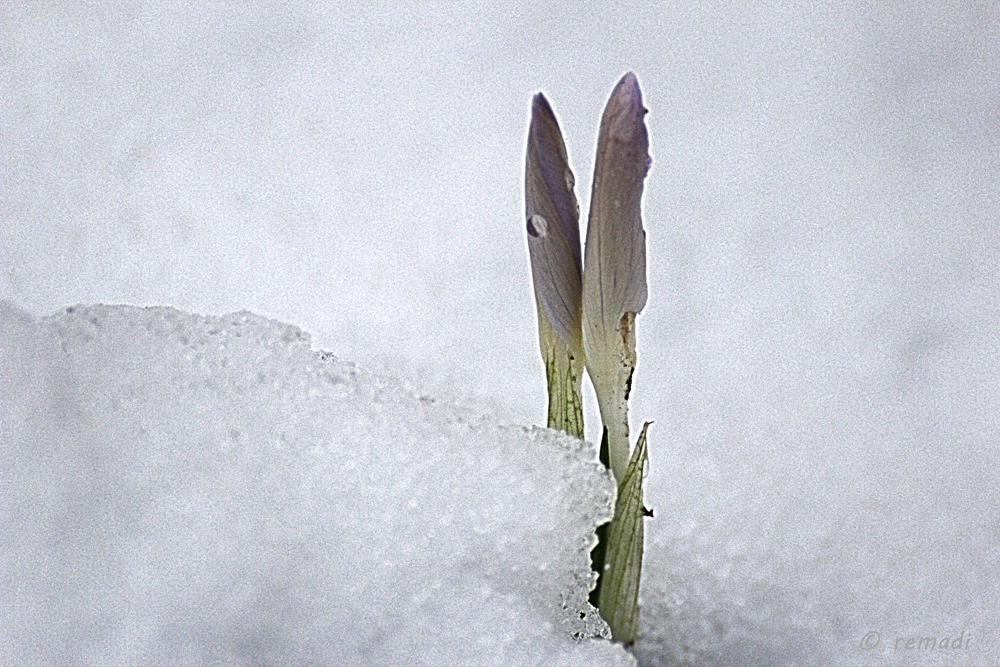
<box><xmin>524</xmin><ymin>72</ymin><xmax>652</xmax><ymax>645</ymax></box>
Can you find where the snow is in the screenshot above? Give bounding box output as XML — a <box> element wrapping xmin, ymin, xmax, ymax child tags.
<box><xmin>3</xmin><ymin>3</ymin><xmax>1000</xmax><ymax>665</ymax></box>
<box><xmin>1</xmin><ymin>301</ymin><xmax>633</xmax><ymax>666</ymax></box>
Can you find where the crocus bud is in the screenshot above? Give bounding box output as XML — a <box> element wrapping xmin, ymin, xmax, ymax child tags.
<box><xmin>581</xmin><ymin>72</ymin><xmax>650</xmax><ymax>482</ymax></box>
<box><xmin>525</xmin><ymin>92</ymin><xmax>586</xmax><ymax>437</ymax></box>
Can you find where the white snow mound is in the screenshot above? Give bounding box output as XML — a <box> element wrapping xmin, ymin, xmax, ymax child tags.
<box><xmin>0</xmin><ymin>302</ymin><xmax>634</xmax><ymax>667</ymax></box>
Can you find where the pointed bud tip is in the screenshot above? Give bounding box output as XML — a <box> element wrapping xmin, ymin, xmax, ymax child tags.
<box><xmin>532</xmin><ymin>92</ymin><xmax>554</xmax><ymax>118</ymax></box>
<box><xmin>529</xmin><ymin>93</ymin><xmax>561</xmax><ymax>147</ymax></box>
<box><xmin>615</xmin><ymin>72</ymin><xmax>643</xmax><ymax>108</ymax></box>
<box><xmin>605</xmin><ymin>73</ymin><xmax>648</xmax><ymax>143</ymax></box>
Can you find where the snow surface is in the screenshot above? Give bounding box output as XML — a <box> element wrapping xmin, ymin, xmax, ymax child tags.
<box><xmin>4</xmin><ymin>3</ymin><xmax>1000</xmax><ymax>666</ymax></box>
<box><xmin>1</xmin><ymin>302</ymin><xmax>634</xmax><ymax>666</ymax></box>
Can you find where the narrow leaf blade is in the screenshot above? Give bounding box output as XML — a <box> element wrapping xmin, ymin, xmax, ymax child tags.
<box><xmin>597</xmin><ymin>421</ymin><xmax>651</xmax><ymax>644</ymax></box>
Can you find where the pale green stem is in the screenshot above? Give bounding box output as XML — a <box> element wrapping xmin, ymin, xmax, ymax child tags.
<box><xmin>588</xmin><ymin>311</ymin><xmax>638</xmax><ymax>482</ymax></box>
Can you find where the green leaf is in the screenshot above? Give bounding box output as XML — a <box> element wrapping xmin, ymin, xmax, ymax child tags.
<box><xmin>597</xmin><ymin>421</ymin><xmax>651</xmax><ymax>645</ymax></box>
<box><xmin>542</xmin><ymin>330</ymin><xmax>584</xmax><ymax>438</ymax></box>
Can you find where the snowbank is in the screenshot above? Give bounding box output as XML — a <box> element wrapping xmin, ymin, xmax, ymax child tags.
<box><xmin>0</xmin><ymin>301</ymin><xmax>634</xmax><ymax>666</ymax></box>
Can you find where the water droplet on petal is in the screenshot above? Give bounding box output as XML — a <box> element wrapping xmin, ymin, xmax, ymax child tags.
<box><xmin>527</xmin><ymin>214</ymin><xmax>549</xmax><ymax>238</ymax></box>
